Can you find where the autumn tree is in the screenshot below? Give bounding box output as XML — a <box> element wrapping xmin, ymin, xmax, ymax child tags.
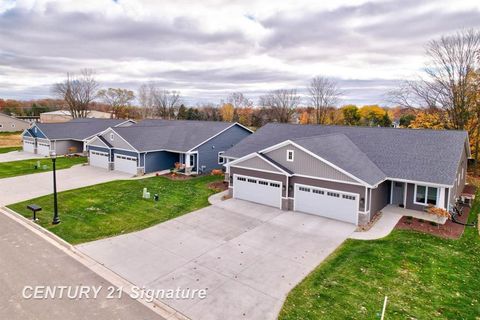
<box><xmin>53</xmin><ymin>69</ymin><xmax>99</xmax><ymax>118</ymax></box>
<box><xmin>259</xmin><ymin>89</ymin><xmax>300</xmax><ymax>123</ymax></box>
<box><xmin>97</xmin><ymin>88</ymin><xmax>135</xmax><ymax>119</ymax></box>
<box><xmin>226</xmin><ymin>92</ymin><xmax>253</xmax><ymax>109</ymax></box>
<box><xmin>308</xmin><ymin>76</ymin><xmax>342</xmax><ymax>124</ymax></box>
<box><xmin>220</xmin><ymin>103</ymin><xmax>235</xmax><ymax>122</ymax></box>
<box><xmin>341</xmin><ymin>105</ymin><xmax>360</xmax><ymax>125</ymax></box>
<box><xmin>408</xmin><ymin>109</ymin><xmax>450</xmax><ymax>129</ymax></box>
<box><xmin>359</xmin><ymin>105</ymin><xmax>386</xmax><ymax>126</ymax></box>
<box><xmin>399</xmin><ymin>114</ymin><xmax>416</xmax><ymax>127</ymax></box>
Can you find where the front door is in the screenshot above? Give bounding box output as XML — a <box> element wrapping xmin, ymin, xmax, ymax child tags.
<box><xmin>189</xmin><ymin>154</ymin><xmax>197</xmax><ymax>172</ymax></box>
<box><xmin>391</xmin><ymin>181</ymin><xmax>405</xmax><ymax>205</ymax></box>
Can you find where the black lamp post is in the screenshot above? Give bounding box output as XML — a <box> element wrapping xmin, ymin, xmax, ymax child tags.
<box><xmin>50</xmin><ymin>151</ymin><xmax>60</xmax><ymax>225</ymax></box>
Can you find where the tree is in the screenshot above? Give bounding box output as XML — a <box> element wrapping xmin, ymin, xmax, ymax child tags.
<box><xmin>341</xmin><ymin>105</ymin><xmax>360</xmax><ymax>126</ymax></box>
<box><xmin>97</xmin><ymin>88</ymin><xmax>135</xmax><ymax>119</ymax></box>
<box><xmin>308</xmin><ymin>76</ymin><xmax>342</xmax><ymax>124</ymax></box>
<box><xmin>53</xmin><ymin>69</ymin><xmax>99</xmax><ymax>118</ymax></box>
<box><xmin>408</xmin><ymin>110</ymin><xmax>450</xmax><ymax>129</ymax></box>
<box><xmin>220</xmin><ymin>103</ymin><xmax>235</xmax><ymax>122</ymax></box>
<box><xmin>359</xmin><ymin>105</ymin><xmax>386</xmax><ymax>126</ymax></box>
<box><xmin>177</xmin><ymin>104</ymin><xmax>188</xmax><ymax>120</ymax></box>
<box><xmin>138</xmin><ymin>83</ymin><xmax>155</xmax><ymax>119</ymax></box>
<box><xmin>259</xmin><ymin>89</ymin><xmax>300</xmax><ymax>123</ymax></box>
<box><xmin>399</xmin><ymin>114</ymin><xmax>416</xmax><ymax>127</ymax></box>
<box><xmin>150</xmin><ymin>87</ymin><xmax>181</xmax><ymax>119</ymax></box>
<box><xmin>186</xmin><ymin>107</ymin><xmax>201</xmax><ymax>120</ymax></box>
<box><xmin>378</xmin><ymin>111</ymin><xmax>393</xmax><ymax>127</ymax></box>
<box><xmin>226</xmin><ymin>92</ymin><xmax>253</xmax><ymax>109</ymax></box>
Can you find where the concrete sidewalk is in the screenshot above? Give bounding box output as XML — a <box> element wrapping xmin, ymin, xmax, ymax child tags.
<box><xmin>0</xmin><ymin>150</ymin><xmax>45</xmax><ymax>163</ymax></box>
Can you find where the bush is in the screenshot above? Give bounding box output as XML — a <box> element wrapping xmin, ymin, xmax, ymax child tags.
<box><xmin>211</xmin><ymin>169</ymin><xmax>223</xmax><ymax>176</ymax></box>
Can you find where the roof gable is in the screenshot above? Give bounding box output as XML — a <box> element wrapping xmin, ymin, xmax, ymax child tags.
<box><xmin>230</xmin><ymin>153</ymin><xmax>285</xmax><ymax>174</ymax></box>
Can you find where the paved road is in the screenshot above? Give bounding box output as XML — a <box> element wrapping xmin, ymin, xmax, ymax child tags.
<box><xmin>0</xmin><ymin>166</ymin><xmax>130</xmax><ymax>205</ymax></box>
<box><xmin>0</xmin><ymin>151</ymin><xmax>45</xmax><ymax>163</ymax></box>
<box><xmin>78</xmin><ymin>199</ymin><xmax>356</xmax><ymax>320</ymax></box>
<box><xmin>0</xmin><ymin>212</ymin><xmax>163</xmax><ymax>320</ymax></box>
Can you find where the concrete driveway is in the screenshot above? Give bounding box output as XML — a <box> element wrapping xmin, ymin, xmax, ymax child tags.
<box><xmin>0</xmin><ymin>150</ymin><xmax>46</xmax><ymax>163</ymax></box>
<box><xmin>0</xmin><ymin>166</ymin><xmax>130</xmax><ymax>205</ymax></box>
<box><xmin>77</xmin><ymin>199</ymin><xmax>356</xmax><ymax>320</ymax></box>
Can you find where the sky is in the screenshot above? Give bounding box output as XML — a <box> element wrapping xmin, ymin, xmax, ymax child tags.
<box><xmin>1</xmin><ymin>0</ymin><xmax>480</xmax><ymax>106</ymax></box>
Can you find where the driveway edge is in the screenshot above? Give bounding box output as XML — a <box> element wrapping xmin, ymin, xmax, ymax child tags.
<box><xmin>1</xmin><ymin>206</ymin><xmax>190</xmax><ymax>320</ymax></box>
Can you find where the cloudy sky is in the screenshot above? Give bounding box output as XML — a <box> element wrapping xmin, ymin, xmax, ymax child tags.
<box><xmin>1</xmin><ymin>0</ymin><xmax>480</xmax><ymax>105</ymax></box>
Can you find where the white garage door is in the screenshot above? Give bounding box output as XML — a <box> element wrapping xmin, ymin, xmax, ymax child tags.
<box><xmin>89</xmin><ymin>150</ymin><xmax>109</xmax><ymax>170</ymax></box>
<box><xmin>233</xmin><ymin>174</ymin><xmax>282</xmax><ymax>208</ymax></box>
<box><xmin>294</xmin><ymin>184</ymin><xmax>358</xmax><ymax>224</ymax></box>
<box><xmin>114</xmin><ymin>154</ymin><xmax>138</xmax><ymax>175</ymax></box>
<box><xmin>23</xmin><ymin>140</ymin><xmax>35</xmax><ymax>153</ymax></box>
<box><xmin>37</xmin><ymin>142</ymin><xmax>51</xmax><ymax>156</ymax></box>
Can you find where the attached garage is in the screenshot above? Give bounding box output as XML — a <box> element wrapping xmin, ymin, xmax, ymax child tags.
<box><xmin>114</xmin><ymin>154</ymin><xmax>138</xmax><ymax>175</ymax></box>
<box><xmin>89</xmin><ymin>150</ymin><xmax>109</xmax><ymax>170</ymax></box>
<box><xmin>23</xmin><ymin>140</ymin><xmax>35</xmax><ymax>153</ymax></box>
<box><xmin>294</xmin><ymin>184</ymin><xmax>359</xmax><ymax>224</ymax></box>
<box><xmin>37</xmin><ymin>142</ymin><xmax>51</xmax><ymax>156</ymax></box>
<box><xmin>233</xmin><ymin>174</ymin><xmax>282</xmax><ymax>208</ymax></box>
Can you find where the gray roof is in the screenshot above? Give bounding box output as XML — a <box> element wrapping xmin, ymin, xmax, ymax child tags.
<box><xmin>225</xmin><ymin>123</ymin><xmax>469</xmax><ymax>186</ymax></box>
<box><xmin>113</xmin><ymin>120</ymin><xmax>238</xmax><ymax>152</ymax></box>
<box><xmin>35</xmin><ymin>119</ymin><xmax>127</xmax><ymax>140</ymax></box>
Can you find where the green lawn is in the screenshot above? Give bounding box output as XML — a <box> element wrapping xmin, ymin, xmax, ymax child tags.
<box><xmin>8</xmin><ymin>175</ymin><xmax>223</xmax><ymax>244</ymax></box>
<box><xmin>279</xmin><ymin>195</ymin><xmax>480</xmax><ymax>320</ymax></box>
<box><xmin>0</xmin><ymin>156</ymin><xmax>87</xmax><ymax>179</ymax></box>
<box><xmin>0</xmin><ymin>146</ymin><xmax>21</xmax><ymax>154</ymax></box>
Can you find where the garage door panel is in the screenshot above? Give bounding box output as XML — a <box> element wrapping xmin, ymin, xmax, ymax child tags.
<box><xmin>37</xmin><ymin>142</ymin><xmax>50</xmax><ymax>156</ymax></box>
<box><xmin>23</xmin><ymin>140</ymin><xmax>35</xmax><ymax>153</ymax></box>
<box><xmin>233</xmin><ymin>175</ymin><xmax>282</xmax><ymax>208</ymax></box>
<box><xmin>89</xmin><ymin>151</ymin><xmax>109</xmax><ymax>169</ymax></box>
<box><xmin>294</xmin><ymin>184</ymin><xmax>358</xmax><ymax>224</ymax></box>
<box><xmin>114</xmin><ymin>154</ymin><xmax>138</xmax><ymax>174</ymax></box>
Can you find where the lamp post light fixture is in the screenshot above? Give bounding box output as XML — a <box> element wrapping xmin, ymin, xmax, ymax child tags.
<box><xmin>50</xmin><ymin>151</ymin><xmax>60</xmax><ymax>225</ymax></box>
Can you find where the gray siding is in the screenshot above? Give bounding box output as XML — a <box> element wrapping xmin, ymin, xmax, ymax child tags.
<box><xmin>88</xmin><ymin>136</ymin><xmax>109</xmax><ymax>148</ymax></box>
<box><xmin>265</xmin><ymin>144</ymin><xmax>357</xmax><ymax>183</ymax></box>
<box><xmin>230</xmin><ymin>167</ymin><xmax>287</xmax><ymax>198</ymax></box>
<box><xmin>54</xmin><ymin>140</ymin><xmax>83</xmax><ymax>154</ymax></box>
<box><xmin>232</xmin><ymin>155</ymin><xmax>282</xmax><ymax>173</ymax></box>
<box><xmin>450</xmin><ymin>143</ymin><xmax>468</xmax><ymax>205</ymax></box>
<box><xmin>0</xmin><ymin>114</ymin><xmax>30</xmax><ymax>132</ymax></box>
<box><xmin>100</xmin><ymin>130</ymin><xmax>136</xmax><ymax>151</ymax></box>
<box><xmin>405</xmin><ymin>183</ymin><xmax>426</xmax><ymax>211</ymax></box>
<box><xmin>145</xmin><ymin>151</ymin><xmax>178</xmax><ymax>173</ymax></box>
<box><xmin>113</xmin><ymin>149</ymin><xmax>141</xmax><ymax>166</ymax></box>
<box><xmin>194</xmin><ymin>124</ymin><xmax>251</xmax><ymax>173</ymax></box>
<box><xmin>370</xmin><ymin>180</ymin><xmax>391</xmax><ymax>217</ymax></box>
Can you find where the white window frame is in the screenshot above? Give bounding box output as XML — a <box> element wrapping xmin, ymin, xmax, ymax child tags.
<box><xmin>0</xmin><ymin>124</ymin><xmax>3</xmax><ymax>128</ymax></box>
<box><xmin>11</xmin><ymin>123</ymin><xmax>15</xmax><ymax>128</ymax></box>
<box><xmin>286</xmin><ymin>149</ymin><xmax>294</xmax><ymax>162</ymax></box>
<box><xmin>110</xmin><ymin>133</ymin><xmax>114</xmax><ymax>141</ymax></box>
<box><xmin>218</xmin><ymin>151</ymin><xmax>225</xmax><ymax>164</ymax></box>
<box><xmin>413</xmin><ymin>184</ymin><xmax>438</xmax><ymax>206</ymax></box>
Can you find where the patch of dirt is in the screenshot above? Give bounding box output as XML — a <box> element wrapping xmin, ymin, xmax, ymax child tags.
<box><xmin>356</xmin><ymin>212</ymin><xmax>382</xmax><ymax>232</ymax></box>
<box><xmin>160</xmin><ymin>173</ymin><xmax>194</xmax><ymax>180</ymax></box>
<box><xmin>0</xmin><ymin>133</ymin><xmax>22</xmax><ymax>147</ymax></box>
<box><xmin>395</xmin><ymin>207</ymin><xmax>471</xmax><ymax>239</ymax></box>
<box><xmin>208</xmin><ymin>180</ymin><xmax>228</xmax><ymax>192</ymax></box>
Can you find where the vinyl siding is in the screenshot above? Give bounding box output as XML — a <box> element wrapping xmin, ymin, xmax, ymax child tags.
<box><xmin>88</xmin><ymin>136</ymin><xmax>109</xmax><ymax>148</ymax></box>
<box><xmin>370</xmin><ymin>180</ymin><xmax>391</xmax><ymax>217</ymax></box>
<box><xmin>54</xmin><ymin>140</ymin><xmax>83</xmax><ymax>154</ymax></box>
<box><xmin>264</xmin><ymin>144</ymin><xmax>357</xmax><ymax>183</ymax></box>
<box><xmin>230</xmin><ymin>167</ymin><xmax>287</xmax><ymax>197</ymax></box>
<box><xmin>145</xmin><ymin>151</ymin><xmax>178</xmax><ymax>173</ymax></box>
<box><xmin>30</xmin><ymin>125</ymin><xmax>47</xmax><ymax>139</ymax></box>
<box><xmin>100</xmin><ymin>130</ymin><xmax>136</xmax><ymax>151</ymax></box>
<box><xmin>232</xmin><ymin>155</ymin><xmax>283</xmax><ymax>173</ymax></box>
<box><xmin>450</xmin><ymin>143</ymin><xmax>468</xmax><ymax>205</ymax></box>
<box><xmin>194</xmin><ymin>124</ymin><xmax>251</xmax><ymax>173</ymax></box>
<box><xmin>0</xmin><ymin>114</ymin><xmax>30</xmax><ymax>132</ymax></box>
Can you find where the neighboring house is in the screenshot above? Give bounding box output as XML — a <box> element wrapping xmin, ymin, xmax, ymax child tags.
<box><xmin>40</xmin><ymin>110</ymin><xmax>114</xmax><ymax>123</ymax></box>
<box><xmin>0</xmin><ymin>113</ymin><xmax>30</xmax><ymax>132</ymax></box>
<box><xmin>22</xmin><ymin>118</ymin><xmax>134</xmax><ymax>156</ymax></box>
<box><xmin>224</xmin><ymin>123</ymin><xmax>470</xmax><ymax>226</ymax></box>
<box><xmin>86</xmin><ymin>120</ymin><xmax>252</xmax><ymax>175</ymax></box>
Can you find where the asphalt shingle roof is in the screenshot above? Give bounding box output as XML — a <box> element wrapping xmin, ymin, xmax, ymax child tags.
<box><xmin>113</xmin><ymin>120</ymin><xmax>236</xmax><ymax>152</ymax></box>
<box><xmin>225</xmin><ymin>123</ymin><xmax>468</xmax><ymax>186</ymax></box>
<box><xmin>36</xmin><ymin>119</ymin><xmax>127</xmax><ymax>140</ymax></box>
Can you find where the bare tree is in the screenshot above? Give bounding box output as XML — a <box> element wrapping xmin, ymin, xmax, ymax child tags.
<box><xmin>308</xmin><ymin>76</ymin><xmax>342</xmax><ymax>124</ymax></box>
<box><xmin>259</xmin><ymin>89</ymin><xmax>300</xmax><ymax>123</ymax></box>
<box><xmin>98</xmin><ymin>88</ymin><xmax>135</xmax><ymax>118</ymax></box>
<box><xmin>53</xmin><ymin>69</ymin><xmax>99</xmax><ymax>118</ymax></box>
<box><xmin>151</xmin><ymin>87</ymin><xmax>181</xmax><ymax>120</ymax></box>
<box><xmin>137</xmin><ymin>83</ymin><xmax>154</xmax><ymax>119</ymax></box>
<box><xmin>226</xmin><ymin>92</ymin><xmax>253</xmax><ymax>109</ymax></box>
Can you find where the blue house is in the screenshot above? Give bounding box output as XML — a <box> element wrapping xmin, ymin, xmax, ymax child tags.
<box><xmin>86</xmin><ymin>120</ymin><xmax>252</xmax><ymax>175</ymax></box>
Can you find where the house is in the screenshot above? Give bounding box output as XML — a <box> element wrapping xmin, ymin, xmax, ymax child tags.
<box><xmin>223</xmin><ymin>123</ymin><xmax>470</xmax><ymax>225</ymax></box>
<box><xmin>40</xmin><ymin>110</ymin><xmax>113</xmax><ymax>123</ymax></box>
<box><xmin>0</xmin><ymin>113</ymin><xmax>30</xmax><ymax>132</ymax></box>
<box><xmin>22</xmin><ymin>118</ymin><xmax>134</xmax><ymax>156</ymax></box>
<box><xmin>86</xmin><ymin>120</ymin><xmax>252</xmax><ymax>175</ymax></box>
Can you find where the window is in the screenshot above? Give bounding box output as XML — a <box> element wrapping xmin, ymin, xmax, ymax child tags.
<box><xmin>218</xmin><ymin>151</ymin><xmax>225</xmax><ymax>164</ymax></box>
<box><xmin>247</xmin><ymin>178</ymin><xmax>257</xmax><ymax>183</ymax></box>
<box><xmin>110</xmin><ymin>133</ymin><xmax>114</xmax><ymax>141</ymax></box>
<box><xmin>415</xmin><ymin>185</ymin><xmax>438</xmax><ymax>206</ymax></box>
<box><xmin>312</xmin><ymin>189</ymin><xmax>324</xmax><ymax>195</ymax></box>
<box><xmin>258</xmin><ymin>180</ymin><xmax>269</xmax><ymax>186</ymax></box>
<box><xmin>299</xmin><ymin>186</ymin><xmax>311</xmax><ymax>192</ymax></box>
<box><xmin>270</xmin><ymin>182</ymin><xmax>280</xmax><ymax>188</ymax></box>
<box><xmin>287</xmin><ymin>150</ymin><xmax>294</xmax><ymax>162</ymax></box>
<box><xmin>11</xmin><ymin>123</ymin><xmax>15</xmax><ymax>128</ymax></box>
<box><xmin>342</xmin><ymin>195</ymin><xmax>356</xmax><ymax>200</ymax></box>
<box><xmin>327</xmin><ymin>192</ymin><xmax>340</xmax><ymax>198</ymax></box>
<box><xmin>34</xmin><ymin>127</ymin><xmax>37</xmax><ymax>133</ymax></box>
<box><xmin>0</xmin><ymin>124</ymin><xmax>3</xmax><ymax>128</ymax></box>
<box><xmin>237</xmin><ymin>177</ymin><xmax>246</xmax><ymax>181</ymax></box>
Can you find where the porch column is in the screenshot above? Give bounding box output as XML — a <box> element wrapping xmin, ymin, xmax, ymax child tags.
<box><xmin>438</xmin><ymin>187</ymin><xmax>445</xmax><ymax>209</ymax></box>
<box><xmin>184</xmin><ymin>152</ymin><xmax>192</xmax><ymax>175</ymax></box>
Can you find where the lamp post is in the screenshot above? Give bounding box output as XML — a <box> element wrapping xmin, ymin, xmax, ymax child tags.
<box><xmin>50</xmin><ymin>151</ymin><xmax>60</xmax><ymax>225</ymax></box>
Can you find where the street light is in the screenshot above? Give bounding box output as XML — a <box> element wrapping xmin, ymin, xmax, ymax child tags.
<box><xmin>50</xmin><ymin>151</ymin><xmax>60</xmax><ymax>225</ymax></box>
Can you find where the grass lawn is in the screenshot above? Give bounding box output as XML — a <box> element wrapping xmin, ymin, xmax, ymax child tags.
<box><xmin>0</xmin><ymin>131</ymin><xmax>22</xmax><ymax>147</ymax></box>
<box><xmin>0</xmin><ymin>156</ymin><xmax>87</xmax><ymax>179</ymax></box>
<box><xmin>279</xmin><ymin>194</ymin><xmax>480</xmax><ymax>320</ymax></box>
<box><xmin>0</xmin><ymin>146</ymin><xmax>21</xmax><ymax>154</ymax></box>
<box><xmin>8</xmin><ymin>175</ymin><xmax>223</xmax><ymax>244</ymax></box>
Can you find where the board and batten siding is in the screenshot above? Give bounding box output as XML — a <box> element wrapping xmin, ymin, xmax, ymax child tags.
<box><xmin>194</xmin><ymin>124</ymin><xmax>251</xmax><ymax>173</ymax></box>
<box><xmin>264</xmin><ymin>144</ymin><xmax>357</xmax><ymax>184</ymax></box>
<box><xmin>232</xmin><ymin>155</ymin><xmax>283</xmax><ymax>173</ymax></box>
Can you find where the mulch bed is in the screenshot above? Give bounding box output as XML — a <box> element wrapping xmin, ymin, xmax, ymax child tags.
<box><xmin>160</xmin><ymin>173</ymin><xmax>194</xmax><ymax>180</ymax></box>
<box><xmin>395</xmin><ymin>207</ymin><xmax>471</xmax><ymax>239</ymax></box>
<box><xmin>208</xmin><ymin>180</ymin><xmax>228</xmax><ymax>192</ymax></box>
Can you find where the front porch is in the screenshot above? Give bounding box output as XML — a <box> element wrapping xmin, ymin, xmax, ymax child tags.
<box><xmin>382</xmin><ymin>204</ymin><xmax>448</xmax><ymax>224</ymax></box>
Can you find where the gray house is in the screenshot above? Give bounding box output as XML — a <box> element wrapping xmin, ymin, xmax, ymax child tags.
<box><xmin>22</xmin><ymin>118</ymin><xmax>134</xmax><ymax>156</ymax></box>
<box><xmin>0</xmin><ymin>113</ymin><xmax>30</xmax><ymax>132</ymax></box>
<box><xmin>86</xmin><ymin>120</ymin><xmax>252</xmax><ymax>175</ymax></box>
<box><xmin>224</xmin><ymin>123</ymin><xmax>470</xmax><ymax>226</ymax></box>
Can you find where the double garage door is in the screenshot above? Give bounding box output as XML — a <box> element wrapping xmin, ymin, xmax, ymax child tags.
<box><xmin>232</xmin><ymin>174</ymin><xmax>358</xmax><ymax>224</ymax></box>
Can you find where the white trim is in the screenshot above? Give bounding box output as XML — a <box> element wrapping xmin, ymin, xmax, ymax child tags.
<box><xmin>286</xmin><ymin>149</ymin><xmax>294</xmax><ymax>162</ymax></box>
<box><xmin>413</xmin><ymin>184</ymin><xmax>439</xmax><ymax>207</ymax></box>
<box><xmin>114</xmin><ymin>119</ymin><xmax>136</xmax><ymax>127</ymax></box>
<box><xmin>293</xmin><ymin>173</ymin><xmax>365</xmax><ymax>186</ymax></box>
<box><xmin>227</xmin><ymin>152</ymin><xmax>292</xmax><ymax>176</ymax></box>
<box><xmin>403</xmin><ymin>182</ymin><xmax>407</xmax><ymax>207</ymax></box>
<box><xmin>31</xmin><ymin>124</ymin><xmax>48</xmax><ymax>140</ymax></box>
<box><xmin>390</xmin><ymin>181</ymin><xmax>394</xmax><ymax>205</ymax></box>
<box><xmin>187</xmin><ymin>122</ymin><xmax>253</xmax><ymax>152</ymax></box>
<box><xmin>230</xmin><ymin>165</ymin><xmax>286</xmax><ymax>176</ymax></box>
<box><xmin>87</xmin><ymin>136</ymin><xmax>110</xmax><ymax>148</ymax></box>
<box><xmin>218</xmin><ymin>151</ymin><xmax>225</xmax><ymax>165</ymax></box>
<box><xmin>383</xmin><ymin>177</ymin><xmax>451</xmax><ymax>188</ymax></box>
<box><xmin>233</xmin><ymin>173</ymin><xmax>282</xmax><ymax>209</ymax></box>
<box><xmin>104</xmin><ymin>127</ymin><xmax>140</xmax><ymax>153</ymax></box>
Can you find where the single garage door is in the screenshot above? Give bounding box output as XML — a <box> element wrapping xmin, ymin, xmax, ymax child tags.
<box><xmin>294</xmin><ymin>184</ymin><xmax>358</xmax><ymax>224</ymax></box>
<box><xmin>233</xmin><ymin>174</ymin><xmax>282</xmax><ymax>208</ymax></box>
<box><xmin>89</xmin><ymin>150</ymin><xmax>109</xmax><ymax>170</ymax></box>
<box><xmin>23</xmin><ymin>140</ymin><xmax>35</xmax><ymax>153</ymax></box>
<box><xmin>37</xmin><ymin>142</ymin><xmax>51</xmax><ymax>156</ymax></box>
<box><xmin>114</xmin><ymin>154</ymin><xmax>138</xmax><ymax>175</ymax></box>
